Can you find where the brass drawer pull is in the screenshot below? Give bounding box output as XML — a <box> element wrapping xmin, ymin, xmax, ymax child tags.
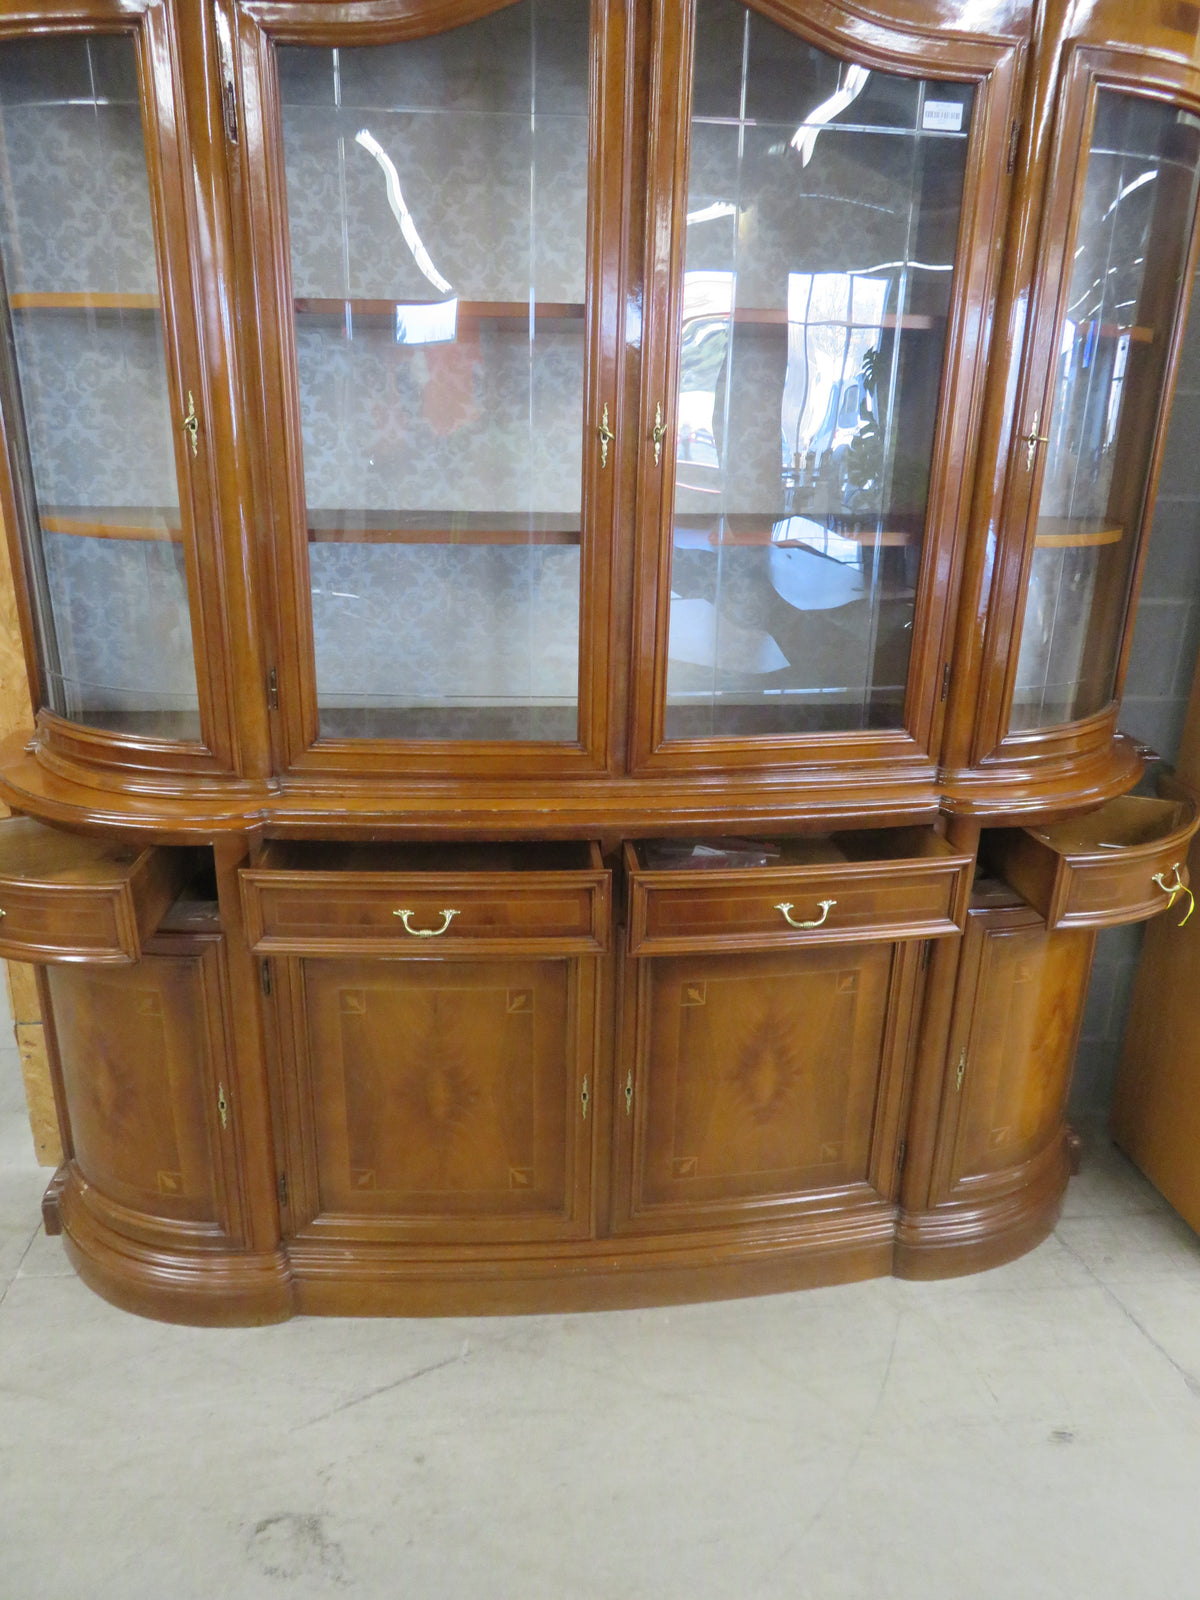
<box><xmin>775</xmin><ymin>898</ymin><xmax>836</xmax><ymax>930</ymax></box>
<box><xmin>1152</xmin><ymin>866</ymin><xmax>1194</xmax><ymax>926</ymax></box>
<box><xmin>393</xmin><ymin>908</ymin><xmax>460</xmax><ymax>938</ymax></box>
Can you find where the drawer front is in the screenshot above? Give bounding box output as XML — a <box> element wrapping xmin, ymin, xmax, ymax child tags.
<box><xmin>241</xmin><ymin>870</ymin><xmax>610</xmax><ymax>955</ymax></box>
<box><xmin>0</xmin><ymin>825</ymin><xmax>189</xmax><ymax>964</ymax></box>
<box><xmin>627</xmin><ymin>857</ymin><xmax>972</xmax><ymax>956</ymax></box>
<box><xmin>0</xmin><ymin>883</ymin><xmax>131</xmax><ymax>963</ymax></box>
<box><xmin>992</xmin><ymin>796</ymin><xmax>1200</xmax><ymax>931</ymax></box>
<box><xmin>1057</xmin><ymin>846</ymin><xmax>1196</xmax><ymax>928</ymax></box>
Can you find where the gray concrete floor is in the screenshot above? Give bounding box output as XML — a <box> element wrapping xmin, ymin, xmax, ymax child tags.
<box><xmin>2</xmin><ymin>1017</ymin><xmax>1200</xmax><ymax>1599</ymax></box>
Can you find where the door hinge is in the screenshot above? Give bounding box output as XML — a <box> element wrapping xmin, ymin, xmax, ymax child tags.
<box><xmin>266</xmin><ymin>666</ymin><xmax>278</xmax><ymax>711</ymax></box>
<box><xmin>1007</xmin><ymin>119</ymin><xmax>1020</xmax><ymax>174</ymax></box>
<box><xmin>940</xmin><ymin>661</ymin><xmax>952</xmax><ymax>702</ymax></box>
<box><xmin>261</xmin><ymin>959</ymin><xmax>272</xmax><ymax>997</ymax></box>
<box><xmin>897</xmin><ymin>1138</ymin><xmax>908</xmax><ymax>1176</ymax></box>
<box><xmin>277</xmin><ymin>1171</ymin><xmax>288</xmax><ymax>1209</ymax></box>
<box><xmin>956</xmin><ymin>1047</ymin><xmax>967</xmax><ymax>1092</ymax></box>
<box><xmin>216</xmin><ymin>19</ymin><xmax>240</xmax><ymax>144</ymax></box>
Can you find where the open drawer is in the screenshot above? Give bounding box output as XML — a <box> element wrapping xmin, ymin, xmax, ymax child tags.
<box><xmin>987</xmin><ymin>794</ymin><xmax>1200</xmax><ymax>931</ymax></box>
<box><xmin>624</xmin><ymin>829</ymin><xmax>973</xmax><ymax>956</ymax></box>
<box><xmin>241</xmin><ymin>840</ymin><xmax>610</xmax><ymax>956</ymax></box>
<box><xmin>0</xmin><ymin>817</ymin><xmax>191</xmax><ymax>964</ymax></box>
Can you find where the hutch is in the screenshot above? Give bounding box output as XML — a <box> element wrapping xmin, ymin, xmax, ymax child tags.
<box><xmin>0</xmin><ymin>0</ymin><xmax>1198</xmax><ymax>1321</ymax></box>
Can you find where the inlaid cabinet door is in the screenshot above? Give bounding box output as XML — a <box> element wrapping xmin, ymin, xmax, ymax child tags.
<box><xmin>614</xmin><ymin>940</ymin><xmax>921</xmax><ymax>1233</ymax></box>
<box><xmin>45</xmin><ymin>937</ymin><xmax>243</xmax><ymax>1248</ymax></box>
<box><xmin>929</xmin><ymin>900</ymin><xmax>1093</xmax><ymax>1202</ymax></box>
<box><xmin>271</xmin><ymin>954</ymin><xmax>597</xmax><ymax>1242</ymax></box>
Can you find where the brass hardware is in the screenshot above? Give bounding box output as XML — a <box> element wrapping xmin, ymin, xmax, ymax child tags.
<box><xmin>394</xmin><ymin>907</ymin><xmax>460</xmax><ymax>938</ymax></box>
<box><xmin>956</xmin><ymin>1048</ymin><xmax>966</xmax><ymax>1092</ymax></box>
<box><xmin>625</xmin><ymin>1068</ymin><xmax>634</xmax><ymax>1117</ymax></box>
<box><xmin>1152</xmin><ymin>865</ymin><xmax>1195</xmax><ymax>926</ymax></box>
<box><xmin>217</xmin><ymin>1084</ymin><xmax>228</xmax><ymax>1130</ymax></box>
<box><xmin>581</xmin><ymin>1075</ymin><xmax>590</xmax><ymax>1120</ymax></box>
<box><xmin>0</xmin><ymin>908</ymin><xmax>5</xmax><ymax>919</ymax></box>
<box><xmin>775</xmin><ymin>898</ymin><xmax>836</xmax><ymax>931</ymax></box>
<box><xmin>652</xmin><ymin>402</ymin><xmax>667</xmax><ymax>466</ymax></box>
<box><xmin>597</xmin><ymin>403</ymin><xmax>614</xmax><ymax>469</ymax></box>
<box><xmin>183</xmin><ymin>391</ymin><xmax>199</xmax><ymax>457</ymax></box>
<box><xmin>1022</xmin><ymin>410</ymin><xmax>1049</xmax><ymax>471</ymax></box>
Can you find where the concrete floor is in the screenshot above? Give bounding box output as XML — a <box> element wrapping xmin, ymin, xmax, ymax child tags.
<box><xmin>3</xmin><ymin>1028</ymin><xmax>1200</xmax><ymax>1599</ymax></box>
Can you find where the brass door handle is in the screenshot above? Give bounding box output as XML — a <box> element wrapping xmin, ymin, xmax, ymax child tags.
<box><xmin>775</xmin><ymin>899</ymin><xmax>836</xmax><ymax>930</ymax></box>
<box><xmin>1022</xmin><ymin>411</ymin><xmax>1049</xmax><ymax>471</ymax></box>
<box><xmin>183</xmin><ymin>390</ymin><xmax>199</xmax><ymax>457</ymax></box>
<box><xmin>1152</xmin><ymin>866</ymin><xmax>1194</xmax><ymax>926</ymax></box>
<box><xmin>652</xmin><ymin>402</ymin><xmax>667</xmax><ymax>466</ymax></box>
<box><xmin>393</xmin><ymin>908</ymin><xmax>460</xmax><ymax>937</ymax></box>
<box><xmin>598</xmin><ymin>403</ymin><xmax>614</xmax><ymax>469</ymax></box>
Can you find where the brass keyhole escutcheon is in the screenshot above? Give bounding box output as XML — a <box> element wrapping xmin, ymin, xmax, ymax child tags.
<box><xmin>651</xmin><ymin>402</ymin><xmax>667</xmax><ymax>466</ymax></box>
<box><xmin>597</xmin><ymin>404</ymin><xmax>615</xmax><ymax>469</ymax></box>
<box><xmin>183</xmin><ymin>390</ymin><xmax>199</xmax><ymax>457</ymax></box>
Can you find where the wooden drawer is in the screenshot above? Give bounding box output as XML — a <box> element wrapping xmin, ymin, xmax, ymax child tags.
<box><xmin>0</xmin><ymin>818</ymin><xmax>190</xmax><ymax>964</ymax></box>
<box><xmin>625</xmin><ymin>830</ymin><xmax>973</xmax><ymax>956</ymax></box>
<box><xmin>241</xmin><ymin>840</ymin><xmax>610</xmax><ymax>955</ymax></box>
<box><xmin>988</xmin><ymin>794</ymin><xmax>1200</xmax><ymax>931</ymax></box>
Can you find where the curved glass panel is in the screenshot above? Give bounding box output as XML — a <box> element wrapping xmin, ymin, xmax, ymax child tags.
<box><xmin>663</xmin><ymin>0</ymin><xmax>974</xmax><ymax>740</ymax></box>
<box><xmin>1011</xmin><ymin>91</ymin><xmax>1200</xmax><ymax>733</ymax></box>
<box><xmin>0</xmin><ymin>38</ymin><xmax>200</xmax><ymax>740</ymax></box>
<box><xmin>278</xmin><ymin>0</ymin><xmax>590</xmax><ymax>742</ymax></box>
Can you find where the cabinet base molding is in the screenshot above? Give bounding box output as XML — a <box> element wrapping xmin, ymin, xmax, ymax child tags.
<box><xmin>893</xmin><ymin>1138</ymin><xmax>1070</xmax><ymax>1281</ymax></box>
<box><xmin>55</xmin><ymin>1168</ymin><xmax>293</xmax><ymax>1328</ymax></box>
<box><xmin>47</xmin><ymin>1148</ymin><xmax>1069</xmax><ymax>1324</ymax></box>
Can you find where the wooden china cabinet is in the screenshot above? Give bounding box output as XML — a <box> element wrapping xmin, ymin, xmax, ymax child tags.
<box><xmin>0</xmin><ymin>0</ymin><xmax>1198</xmax><ymax>1322</ymax></box>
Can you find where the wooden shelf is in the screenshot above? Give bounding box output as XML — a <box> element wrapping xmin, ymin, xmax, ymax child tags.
<box><xmin>673</xmin><ymin>514</ymin><xmax>918</xmax><ymax>549</ymax></box>
<box><xmin>293</xmin><ymin>298</ymin><xmax>585</xmax><ymax>323</ymax></box>
<box><xmin>10</xmin><ymin>292</ymin><xmax>159</xmax><ymax>312</ymax></box>
<box><xmin>40</xmin><ymin>507</ymin><xmax>581</xmax><ymax>548</ymax></box>
<box><xmin>724</xmin><ymin>308</ymin><xmax>937</xmax><ymax>331</ymax></box>
<box><xmin>1034</xmin><ymin>518</ymin><xmax>1123</xmax><ymax>549</ymax></box>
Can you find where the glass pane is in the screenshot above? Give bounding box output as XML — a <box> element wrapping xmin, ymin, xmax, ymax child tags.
<box><xmin>663</xmin><ymin>0</ymin><xmax>973</xmax><ymax>740</ymax></box>
<box><xmin>278</xmin><ymin>0</ymin><xmax>589</xmax><ymax>743</ymax></box>
<box><xmin>1011</xmin><ymin>92</ymin><xmax>1200</xmax><ymax>733</ymax></box>
<box><xmin>0</xmin><ymin>38</ymin><xmax>200</xmax><ymax>740</ymax></box>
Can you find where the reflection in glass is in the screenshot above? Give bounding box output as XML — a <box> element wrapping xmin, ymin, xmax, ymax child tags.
<box><xmin>664</xmin><ymin>0</ymin><xmax>973</xmax><ymax>739</ymax></box>
<box><xmin>0</xmin><ymin>38</ymin><xmax>200</xmax><ymax>739</ymax></box>
<box><xmin>278</xmin><ymin>0</ymin><xmax>589</xmax><ymax>742</ymax></box>
<box><xmin>1011</xmin><ymin>92</ymin><xmax>1200</xmax><ymax>732</ymax></box>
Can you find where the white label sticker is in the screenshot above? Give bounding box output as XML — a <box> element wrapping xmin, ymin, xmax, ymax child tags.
<box><xmin>922</xmin><ymin>99</ymin><xmax>964</xmax><ymax>133</ymax></box>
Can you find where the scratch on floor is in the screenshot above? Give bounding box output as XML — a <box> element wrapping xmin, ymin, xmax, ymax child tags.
<box><xmin>293</xmin><ymin>1349</ymin><xmax>465</xmax><ymax>1430</ymax></box>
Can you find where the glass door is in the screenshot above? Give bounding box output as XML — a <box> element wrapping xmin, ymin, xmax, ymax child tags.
<box><xmin>248</xmin><ymin>0</ymin><xmax>623</xmax><ymax>771</ymax></box>
<box><xmin>0</xmin><ymin>27</ymin><xmax>221</xmax><ymax>761</ymax></box>
<box><xmin>632</xmin><ymin>0</ymin><xmax>1022</xmax><ymax>770</ymax></box>
<box><xmin>1007</xmin><ymin>89</ymin><xmax>1200</xmax><ymax>735</ymax></box>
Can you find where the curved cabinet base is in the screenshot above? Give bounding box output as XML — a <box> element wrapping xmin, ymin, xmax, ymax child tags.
<box><xmin>47</xmin><ymin>1149</ymin><xmax>1070</xmax><ymax>1324</ymax></box>
<box><xmin>55</xmin><ymin>1169</ymin><xmax>293</xmax><ymax>1328</ymax></box>
<box><xmin>893</xmin><ymin>1137</ymin><xmax>1070</xmax><ymax>1281</ymax></box>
